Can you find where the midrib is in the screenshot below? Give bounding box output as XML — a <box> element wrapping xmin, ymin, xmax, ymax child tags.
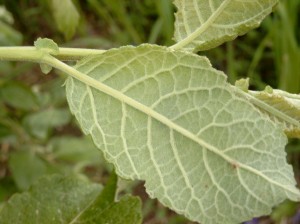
<box><xmin>82</xmin><ymin>73</ymin><xmax>299</xmax><ymax>195</ymax></box>
<box><xmin>48</xmin><ymin>54</ymin><xmax>300</xmax><ymax>197</ymax></box>
<box><xmin>171</xmin><ymin>0</ymin><xmax>231</xmax><ymax>50</ymax></box>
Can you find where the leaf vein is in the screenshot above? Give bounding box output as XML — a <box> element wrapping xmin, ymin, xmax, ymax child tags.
<box><xmin>121</xmin><ymin>103</ymin><xmax>139</xmax><ymax>178</ymax></box>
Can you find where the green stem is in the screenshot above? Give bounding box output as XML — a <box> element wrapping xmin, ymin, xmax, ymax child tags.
<box><xmin>0</xmin><ymin>47</ymin><xmax>44</xmax><ymax>62</ymax></box>
<box><xmin>55</xmin><ymin>48</ymin><xmax>106</xmax><ymax>61</ymax></box>
<box><xmin>0</xmin><ymin>47</ymin><xmax>114</xmax><ymax>100</ymax></box>
<box><xmin>0</xmin><ymin>47</ymin><xmax>105</xmax><ymax>62</ymax></box>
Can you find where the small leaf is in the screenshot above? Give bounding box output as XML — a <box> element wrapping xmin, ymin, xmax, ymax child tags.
<box><xmin>0</xmin><ymin>81</ymin><xmax>39</xmax><ymax>111</ymax></box>
<box><xmin>66</xmin><ymin>44</ymin><xmax>300</xmax><ymax>224</ymax></box>
<box><xmin>173</xmin><ymin>0</ymin><xmax>278</xmax><ymax>52</ymax></box>
<box><xmin>8</xmin><ymin>150</ymin><xmax>49</xmax><ymax>190</ymax></box>
<box><xmin>0</xmin><ymin>175</ymin><xmax>102</xmax><ymax>224</ymax></box>
<box><xmin>40</xmin><ymin>63</ymin><xmax>53</xmax><ymax>74</ymax></box>
<box><xmin>271</xmin><ymin>200</ymin><xmax>298</xmax><ymax>222</ymax></box>
<box><xmin>235</xmin><ymin>78</ymin><xmax>249</xmax><ymax>92</ymax></box>
<box><xmin>34</xmin><ymin>37</ymin><xmax>59</xmax><ymax>55</ymax></box>
<box><xmin>50</xmin><ymin>0</ymin><xmax>80</xmax><ymax>40</ymax></box>
<box><xmin>34</xmin><ymin>38</ymin><xmax>59</xmax><ymax>74</ymax></box>
<box><xmin>0</xmin><ymin>21</ymin><xmax>23</xmax><ymax>46</ymax></box>
<box><xmin>49</xmin><ymin>136</ymin><xmax>102</xmax><ymax>163</ymax></box>
<box><xmin>0</xmin><ymin>6</ymin><xmax>23</xmax><ymax>46</ymax></box>
<box><xmin>0</xmin><ymin>6</ymin><xmax>14</xmax><ymax>24</ymax></box>
<box><xmin>0</xmin><ymin>174</ymin><xmax>142</xmax><ymax>224</ymax></box>
<box><xmin>248</xmin><ymin>89</ymin><xmax>300</xmax><ymax>138</ymax></box>
<box><xmin>23</xmin><ymin>108</ymin><xmax>71</xmax><ymax>140</ymax></box>
<box><xmin>76</xmin><ymin>172</ymin><xmax>142</xmax><ymax>224</ymax></box>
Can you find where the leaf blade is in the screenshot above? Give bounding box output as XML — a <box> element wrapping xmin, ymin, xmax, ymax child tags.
<box><xmin>75</xmin><ymin>171</ymin><xmax>142</xmax><ymax>224</ymax></box>
<box><xmin>66</xmin><ymin>45</ymin><xmax>300</xmax><ymax>224</ymax></box>
<box><xmin>0</xmin><ymin>175</ymin><xmax>102</xmax><ymax>224</ymax></box>
<box><xmin>172</xmin><ymin>0</ymin><xmax>278</xmax><ymax>51</ymax></box>
<box><xmin>0</xmin><ymin>174</ymin><xmax>142</xmax><ymax>224</ymax></box>
<box><xmin>0</xmin><ymin>81</ymin><xmax>39</xmax><ymax>111</ymax></box>
<box><xmin>248</xmin><ymin>89</ymin><xmax>300</xmax><ymax>138</ymax></box>
<box><xmin>50</xmin><ymin>0</ymin><xmax>79</xmax><ymax>40</ymax></box>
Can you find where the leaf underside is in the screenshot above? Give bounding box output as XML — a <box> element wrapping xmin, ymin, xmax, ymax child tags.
<box><xmin>249</xmin><ymin>89</ymin><xmax>300</xmax><ymax>138</ymax></box>
<box><xmin>65</xmin><ymin>45</ymin><xmax>300</xmax><ymax>224</ymax></box>
<box><xmin>173</xmin><ymin>0</ymin><xmax>278</xmax><ymax>52</ymax></box>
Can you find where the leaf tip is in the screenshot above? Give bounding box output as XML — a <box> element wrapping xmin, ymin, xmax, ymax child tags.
<box><xmin>235</xmin><ymin>78</ymin><xmax>249</xmax><ymax>92</ymax></box>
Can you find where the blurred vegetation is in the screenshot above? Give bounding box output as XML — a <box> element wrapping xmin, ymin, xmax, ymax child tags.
<box><xmin>0</xmin><ymin>0</ymin><xmax>299</xmax><ymax>223</ymax></box>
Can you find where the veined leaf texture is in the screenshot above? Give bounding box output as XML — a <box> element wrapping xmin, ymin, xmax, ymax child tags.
<box><xmin>0</xmin><ymin>175</ymin><xmax>141</xmax><ymax>224</ymax></box>
<box><xmin>249</xmin><ymin>89</ymin><xmax>300</xmax><ymax>138</ymax></box>
<box><xmin>173</xmin><ymin>0</ymin><xmax>278</xmax><ymax>51</ymax></box>
<box><xmin>66</xmin><ymin>45</ymin><xmax>300</xmax><ymax>224</ymax></box>
<box><xmin>235</xmin><ymin>79</ymin><xmax>300</xmax><ymax>139</ymax></box>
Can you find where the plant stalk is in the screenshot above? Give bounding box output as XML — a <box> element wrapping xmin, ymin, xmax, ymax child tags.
<box><xmin>0</xmin><ymin>47</ymin><xmax>105</xmax><ymax>62</ymax></box>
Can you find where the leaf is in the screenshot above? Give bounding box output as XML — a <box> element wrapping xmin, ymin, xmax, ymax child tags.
<box><xmin>271</xmin><ymin>200</ymin><xmax>298</xmax><ymax>222</ymax></box>
<box><xmin>0</xmin><ymin>21</ymin><xmax>23</xmax><ymax>46</ymax></box>
<box><xmin>34</xmin><ymin>37</ymin><xmax>59</xmax><ymax>55</ymax></box>
<box><xmin>0</xmin><ymin>174</ymin><xmax>142</xmax><ymax>224</ymax></box>
<box><xmin>76</xmin><ymin>171</ymin><xmax>142</xmax><ymax>224</ymax></box>
<box><xmin>0</xmin><ymin>6</ymin><xmax>14</xmax><ymax>24</ymax></box>
<box><xmin>8</xmin><ymin>150</ymin><xmax>49</xmax><ymax>190</ymax></box>
<box><xmin>172</xmin><ymin>0</ymin><xmax>278</xmax><ymax>52</ymax></box>
<box><xmin>49</xmin><ymin>136</ymin><xmax>102</xmax><ymax>163</ymax></box>
<box><xmin>50</xmin><ymin>0</ymin><xmax>80</xmax><ymax>40</ymax></box>
<box><xmin>247</xmin><ymin>88</ymin><xmax>300</xmax><ymax>138</ymax></box>
<box><xmin>34</xmin><ymin>38</ymin><xmax>59</xmax><ymax>74</ymax></box>
<box><xmin>65</xmin><ymin>44</ymin><xmax>300</xmax><ymax>224</ymax></box>
<box><xmin>23</xmin><ymin>108</ymin><xmax>71</xmax><ymax>140</ymax></box>
<box><xmin>235</xmin><ymin>78</ymin><xmax>250</xmax><ymax>93</ymax></box>
<box><xmin>0</xmin><ymin>175</ymin><xmax>101</xmax><ymax>224</ymax></box>
<box><xmin>0</xmin><ymin>6</ymin><xmax>23</xmax><ymax>46</ymax></box>
<box><xmin>0</xmin><ymin>81</ymin><xmax>39</xmax><ymax>111</ymax></box>
<box><xmin>39</xmin><ymin>63</ymin><xmax>53</xmax><ymax>74</ymax></box>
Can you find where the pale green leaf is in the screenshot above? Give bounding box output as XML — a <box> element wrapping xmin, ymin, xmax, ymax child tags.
<box><xmin>40</xmin><ymin>63</ymin><xmax>53</xmax><ymax>74</ymax></box>
<box><xmin>0</xmin><ymin>6</ymin><xmax>14</xmax><ymax>24</ymax></box>
<box><xmin>0</xmin><ymin>20</ymin><xmax>23</xmax><ymax>46</ymax></box>
<box><xmin>34</xmin><ymin>37</ymin><xmax>59</xmax><ymax>74</ymax></box>
<box><xmin>0</xmin><ymin>6</ymin><xmax>23</xmax><ymax>46</ymax></box>
<box><xmin>235</xmin><ymin>78</ymin><xmax>249</xmax><ymax>93</ymax></box>
<box><xmin>23</xmin><ymin>108</ymin><xmax>71</xmax><ymax>140</ymax></box>
<box><xmin>34</xmin><ymin>37</ymin><xmax>59</xmax><ymax>55</ymax></box>
<box><xmin>247</xmin><ymin>88</ymin><xmax>300</xmax><ymax>138</ymax></box>
<box><xmin>50</xmin><ymin>0</ymin><xmax>79</xmax><ymax>40</ymax></box>
<box><xmin>0</xmin><ymin>174</ymin><xmax>142</xmax><ymax>224</ymax></box>
<box><xmin>65</xmin><ymin>44</ymin><xmax>300</xmax><ymax>224</ymax></box>
<box><xmin>49</xmin><ymin>136</ymin><xmax>103</xmax><ymax>164</ymax></box>
<box><xmin>172</xmin><ymin>0</ymin><xmax>278</xmax><ymax>52</ymax></box>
